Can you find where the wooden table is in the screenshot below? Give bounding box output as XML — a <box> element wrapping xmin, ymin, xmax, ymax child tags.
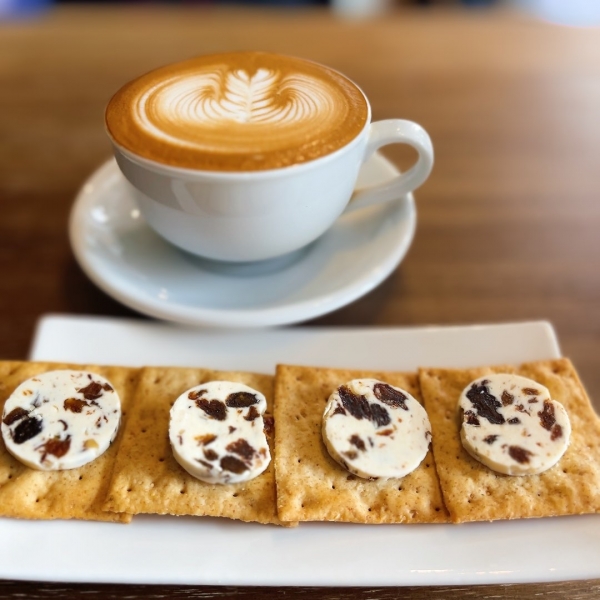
<box><xmin>1</xmin><ymin>3</ymin><xmax>599</xmax><ymax>598</ymax></box>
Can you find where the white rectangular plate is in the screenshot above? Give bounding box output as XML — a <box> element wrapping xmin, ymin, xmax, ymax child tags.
<box><xmin>1</xmin><ymin>315</ymin><xmax>597</xmax><ymax>586</ymax></box>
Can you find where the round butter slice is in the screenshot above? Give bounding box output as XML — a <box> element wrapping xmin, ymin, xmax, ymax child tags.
<box><xmin>0</xmin><ymin>370</ymin><xmax>121</xmax><ymax>471</ymax></box>
<box><xmin>169</xmin><ymin>381</ymin><xmax>271</xmax><ymax>485</ymax></box>
<box><xmin>459</xmin><ymin>374</ymin><xmax>571</xmax><ymax>476</ymax></box>
<box><xmin>322</xmin><ymin>379</ymin><xmax>432</xmax><ymax>479</ymax></box>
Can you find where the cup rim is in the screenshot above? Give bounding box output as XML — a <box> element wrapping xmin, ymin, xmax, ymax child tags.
<box><xmin>107</xmin><ymin>98</ymin><xmax>372</xmax><ymax>180</ymax></box>
<box><xmin>105</xmin><ymin>51</ymin><xmax>372</xmax><ymax>179</ymax></box>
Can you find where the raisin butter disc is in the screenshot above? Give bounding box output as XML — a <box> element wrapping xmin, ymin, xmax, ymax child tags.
<box><xmin>322</xmin><ymin>379</ymin><xmax>432</xmax><ymax>480</ymax></box>
<box><xmin>458</xmin><ymin>374</ymin><xmax>571</xmax><ymax>476</ymax></box>
<box><xmin>1</xmin><ymin>370</ymin><xmax>121</xmax><ymax>471</ymax></box>
<box><xmin>169</xmin><ymin>381</ymin><xmax>271</xmax><ymax>485</ymax></box>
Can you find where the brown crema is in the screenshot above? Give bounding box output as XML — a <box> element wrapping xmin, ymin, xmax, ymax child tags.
<box><xmin>105</xmin><ymin>52</ymin><xmax>369</xmax><ymax>172</ymax></box>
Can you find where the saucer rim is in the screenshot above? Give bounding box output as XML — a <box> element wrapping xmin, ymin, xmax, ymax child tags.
<box><xmin>69</xmin><ymin>157</ymin><xmax>416</xmax><ymax>328</ymax></box>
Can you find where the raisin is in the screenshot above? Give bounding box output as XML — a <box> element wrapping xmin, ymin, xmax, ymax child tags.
<box><xmin>373</xmin><ymin>383</ymin><xmax>408</xmax><ymax>410</ymax></box>
<box><xmin>522</xmin><ymin>388</ymin><xmax>539</xmax><ymax>396</ymax></box>
<box><xmin>501</xmin><ymin>391</ymin><xmax>514</xmax><ymax>406</ymax></box>
<box><xmin>188</xmin><ymin>389</ymin><xmax>207</xmax><ymax>400</ymax></box>
<box><xmin>77</xmin><ymin>381</ymin><xmax>112</xmax><ymax>400</ymax></box>
<box><xmin>195</xmin><ymin>434</ymin><xmax>217</xmax><ymax>446</ymax></box>
<box><xmin>203</xmin><ymin>448</ymin><xmax>219</xmax><ymax>461</ymax></box>
<box><xmin>2</xmin><ymin>407</ymin><xmax>29</xmax><ymax>426</ymax></box>
<box><xmin>466</xmin><ymin>381</ymin><xmax>505</xmax><ymax>425</ymax></box>
<box><xmin>349</xmin><ymin>435</ymin><xmax>366</xmax><ymax>451</ymax></box>
<box><xmin>263</xmin><ymin>415</ymin><xmax>275</xmax><ymax>438</ymax></box>
<box><xmin>376</xmin><ymin>429</ymin><xmax>394</xmax><ymax>437</ymax></box>
<box><xmin>339</xmin><ymin>386</ymin><xmax>371</xmax><ymax>420</ymax></box>
<box><xmin>338</xmin><ymin>386</ymin><xmax>390</xmax><ymax>427</ymax></box>
<box><xmin>64</xmin><ymin>398</ymin><xmax>88</xmax><ymax>413</ymax></box>
<box><xmin>40</xmin><ymin>436</ymin><xmax>71</xmax><ymax>461</ymax></box>
<box><xmin>244</xmin><ymin>405</ymin><xmax>259</xmax><ymax>421</ymax></box>
<box><xmin>483</xmin><ymin>435</ymin><xmax>498</xmax><ymax>444</ymax></box>
<box><xmin>220</xmin><ymin>455</ymin><xmax>248</xmax><ymax>474</ymax></box>
<box><xmin>538</xmin><ymin>401</ymin><xmax>556</xmax><ymax>431</ymax></box>
<box><xmin>464</xmin><ymin>410</ymin><xmax>480</xmax><ymax>426</ymax></box>
<box><xmin>332</xmin><ymin>404</ymin><xmax>346</xmax><ymax>416</ymax></box>
<box><xmin>12</xmin><ymin>416</ymin><xmax>43</xmax><ymax>444</ymax></box>
<box><xmin>508</xmin><ymin>445</ymin><xmax>532</xmax><ymax>464</ymax></box>
<box><xmin>551</xmin><ymin>424</ymin><xmax>563</xmax><ymax>441</ymax></box>
<box><xmin>226</xmin><ymin>392</ymin><xmax>258</xmax><ymax>408</ymax></box>
<box><xmin>370</xmin><ymin>404</ymin><xmax>391</xmax><ymax>427</ymax></box>
<box><xmin>226</xmin><ymin>438</ymin><xmax>255</xmax><ymax>461</ymax></box>
<box><xmin>196</xmin><ymin>399</ymin><xmax>226</xmax><ymax>420</ymax></box>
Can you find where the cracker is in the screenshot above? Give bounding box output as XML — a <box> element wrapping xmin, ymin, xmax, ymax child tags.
<box><xmin>0</xmin><ymin>361</ymin><xmax>140</xmax><ymax>523</ymax></box>
<box><xmin>274</xmin><ymin>364</ymin><xmax>450</xmax><ymax>523</ymax></box>
<box><xmin>419</xmin><ymin>358</ymin><xmax>600</xmax><ymax>523</ymax></box>
<box><xmin>103</xmin><ymin>366</ymin><xmax>288</xmax><ymax>526</ymax></box>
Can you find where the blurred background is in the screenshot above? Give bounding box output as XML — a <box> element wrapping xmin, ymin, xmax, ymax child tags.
<box><xmin>3</xmin><ymin>0</ymin><xmax>600</xmax><ymax>25</ymax></box>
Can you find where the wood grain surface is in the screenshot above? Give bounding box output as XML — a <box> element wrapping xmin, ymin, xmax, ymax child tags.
<box><xmin>0</xmin><ymin>4</ymin><xmax>599</xmax><ymax>598</ymax></box>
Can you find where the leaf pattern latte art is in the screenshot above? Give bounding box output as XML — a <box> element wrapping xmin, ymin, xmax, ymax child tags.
<box><xmin>135</xmin><ymin>67</ymin><xmax>339</xmax><ymax>151</ymax></box>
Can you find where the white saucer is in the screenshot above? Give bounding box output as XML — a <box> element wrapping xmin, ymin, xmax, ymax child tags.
<box><xmin>69</xmin><ymin>154</ymin><xmax>416</xmax><ymax>328</ymax></box>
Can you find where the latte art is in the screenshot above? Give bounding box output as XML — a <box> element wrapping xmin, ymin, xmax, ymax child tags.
<box><xmin>106</xmin><ymin>52</ymin><xmax>369</xmax><ymax>171</ymax></box>
<box><xmin>137</xmin><ymin>67</ymin><xmax>339</xmax><ymax>154</ymax></box>
<box><xmin>146</xmin><ymin>69</ymin><xmax>330</xmax><ymax>126</ymax></box>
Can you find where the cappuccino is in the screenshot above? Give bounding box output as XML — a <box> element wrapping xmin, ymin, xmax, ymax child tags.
<box><xmin>106</xmin><ymin>52</ymin><xmax>369</xmax><ymax>172</ymax></box>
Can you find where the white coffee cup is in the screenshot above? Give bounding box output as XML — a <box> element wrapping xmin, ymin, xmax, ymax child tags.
<box><xmin>111</xmin><ymin>104</ymin><xmax>433</xmax><ymax>263</ymax></box>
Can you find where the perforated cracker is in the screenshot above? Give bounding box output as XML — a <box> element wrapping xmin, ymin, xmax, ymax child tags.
<box><xmin>0</xmin><ymin>361</ymin><xmax>139</xmax><ymax>523</ymax></box>
<box><xmin>103</xmin><ymin>366</ymin><xmax>287</xmax><ymax>526</ymax></box>
<box><xmin>419</xmin><ymin>358</ymin><xmax>600</xmax><ymax>523</ymax></box>
<box><xmin>274</xmin><ymin>364</ymin><xmax>449</xmax><ymax>523</ymax></box>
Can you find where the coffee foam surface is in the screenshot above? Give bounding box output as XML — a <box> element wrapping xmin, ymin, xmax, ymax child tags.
<box><xmin>106</xmin><ymin>52</ymin><xmax>369</xmax><ymax>171</ymax></box>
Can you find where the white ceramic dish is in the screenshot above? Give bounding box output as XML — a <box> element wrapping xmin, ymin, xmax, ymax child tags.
<box><xmin>69</xmin><ymin>154</ymin><xmax>416</xmax><ymax>328</ymax></box>
<box><xmin>3</xmin><ymin>314</ymin><xmax>596</xmax><ymax>586</ymax></box>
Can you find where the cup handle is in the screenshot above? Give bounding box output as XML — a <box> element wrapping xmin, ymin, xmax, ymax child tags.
<box><xmin>343</xmin><ymin>119</ymin><xmax>434</xmax><ymax>214</ymax></box>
